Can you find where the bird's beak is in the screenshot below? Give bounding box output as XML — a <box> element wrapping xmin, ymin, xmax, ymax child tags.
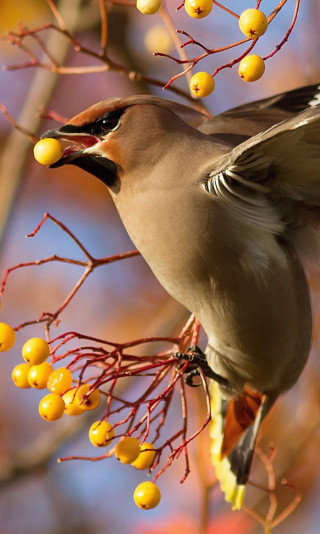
<box><xmin>41</xmin><ymin>126</ymin><xmax>118</xmax><ymax>184</ymax></box>
<box><xmin>41</xmin><ymin>126</ymin><xmax>100</xmax><ymax>167</ymax></box>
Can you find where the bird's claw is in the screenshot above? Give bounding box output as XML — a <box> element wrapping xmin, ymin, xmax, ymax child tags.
<box><xmin>173</xmin><ymin>345</ymin><xmax>229</xmax><ymax>388</ymax></box>
<box><xmin>185</xmin><ymin>368</ymin><xmax>201</xmax><ymax>387</ymax></box>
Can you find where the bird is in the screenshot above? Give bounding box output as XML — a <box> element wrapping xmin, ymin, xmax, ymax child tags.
<box><xmin>40</xmin><ymin>84</ymin><xmax>320</xmax><ymax>508</ymax></box>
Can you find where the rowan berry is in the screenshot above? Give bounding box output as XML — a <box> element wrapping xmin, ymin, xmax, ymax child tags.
<box><xmin>33</xmin><ymin>138</ymin><xmax>63</xmax><ymax>166</ymax></box>
<box><xmin>22</xmin><ymin>337</ymin><xmax>50</xmax><ymax>365</ymax></box>
<box><xmin>76</xmin><ymin>384</ymin><xmax>101</xmax><ymax>411</ymax></box>
<box><xmin>0</xmin><ymin>322</ymin><xmax>15</xmax><ymax>352</ymax></box>
<box><xmin>27</xmin><ymin>361</ymin><xmax>53</xmax><ymax>389</ymax></box>
<box><xmin>238</xmin><ymin>54</ymin><xmax>265</xmax><ymax>82</ymax></box>
<box><xmin>131</xmin><ymin>442</ymin><xmax>156</xmax><ymax>470</ymax></box>
<box><xmin>47</xmin><ymin>367</ymin><xmax>73</xmax><ymax>395</ymax></box>
<box><xmin>115</xmin><ymin>437</ymin><xmax>140</xmax><ymax>464</ymax></box>
<box><xmin>39</xmin><ymin>393</ymin><xmax>65</xmax><ymax>421</ymax></box>
<box><xmin>11</xmin><ymin>363</ymin><xmax>31</xmax><ymax>389</ymax></box>
<box><xmin>88</xmin><ymin>420</ymin><xmax>115</xmax><ymax>447</ymax></box>
<box><xmin>62</xmin><ymin>388</ymin><xmax>83</xmax><ymax>415</ymax></box>
<box><xmin>133</xmin><ymin>481</ymin><xmax>161</xmax><ymax>509</ymax></box>
<box><xmin>239</xmin><ymin>9</ymin><xmax>268</xmax><ymax>39</ymax></box>
<box><xmin>184</xmin><ymin>0</ymin><xmax>212</xmax><ymax>19</ymax></box>
<box><xmin>190</xmin><ymin>72</ymin><xmax>215</xmax><ymax>97</ymax></box>
<box><xmin>136</xmin><ymin>0</ymin><xmax>161</xmax><ymax>15</ymax></box>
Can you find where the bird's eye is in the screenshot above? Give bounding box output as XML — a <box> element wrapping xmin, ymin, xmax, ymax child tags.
<box><xmin>95</xmin><ymin>109</ymin><xmax>124</xmax><ymax>134</ymax></box>
<box><xmin>60</xmin><ymin>108</ymin><xmax>126</xmax><ymax>137</ymax></box>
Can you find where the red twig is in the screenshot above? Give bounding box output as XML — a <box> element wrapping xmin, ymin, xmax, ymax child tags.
<box><xmin>46</xmin><ymin>0</ymin><xmax>67</xmax><ymax>30</ymax></box>
<box><xmin>244</xmin><ymin>444</ymin><xmax>302</xmax><ymax>531</ymax></box>
<box><xmin>0</xmin><ymin>104</ymin><xmax>37</xmax><ymax>143</ymax></box>
<box><xmin>212</xmin><ymin>40</ymin><xmax>257</xmax><ymax>78</ymax></box>
<box><xmin>212</xmin><ymin>0</ymin><xmax>239</xmax><ymax>19</ymax></box>
<box><xmin>98</xmin><ymin>0</ymin><xmax>108</xmax><ymax>56</ymax></box>
<box><xmin>2</xmin><ymin>20</ymin><xmax>199</xmax><ymax>104</ymax></box>
<box><xmin>40</xmin><ymin>109</ymin><xmax>68</xmax><ymax>124</ymax></box>
<box><xmin>34</xmin><ymin>312</ymin><xmax>210</xmax><ymax>482</ymax></box>
<box><xmin>264</xmin><ymin>0</ymin><xmax>301</xmax><ymax>61</ymax></box>
<box><xmin>2</xmin><ymin>0</ymin><xmax>300</xmax><ymax>100</ymax></box>
<box><xmin>0</xmin><ymin>213</ymin><xmax>140</xmax><ymax>328</ymax></box>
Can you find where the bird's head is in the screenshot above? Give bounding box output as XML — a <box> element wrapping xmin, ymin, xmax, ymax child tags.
<box><xmin>41</xmin><ymin>95</ymin><xmax>209</xmax><ymax>189</ymax></box>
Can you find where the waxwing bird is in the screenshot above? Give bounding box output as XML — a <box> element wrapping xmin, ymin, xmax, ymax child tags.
<box><xmin>41</xmin><ymin>85</ymin><xmax>320</xmax><ymax>508</ymax></box>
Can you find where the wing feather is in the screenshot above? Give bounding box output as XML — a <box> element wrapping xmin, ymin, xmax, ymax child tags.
<box><xmin>205</xmin><ymin>105</ymin><xmax>320</xmax><ymax>265</ymax></box>
<box><xmin>211</xmin><ymin>105</ymin><xmax>320</xmax><ymax>190</ymax></box>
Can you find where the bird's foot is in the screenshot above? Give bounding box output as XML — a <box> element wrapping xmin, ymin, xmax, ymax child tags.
<box><xmin>173</xmin><ymin>345</ymin><xmax>229</xmax><ymax>388</ymax></box>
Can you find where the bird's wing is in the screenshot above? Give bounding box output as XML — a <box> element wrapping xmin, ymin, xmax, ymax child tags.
<box><xmin>203</xmin><ymin>104</ymin><xmax>320</xmax><ymax>265</ymax></box>
<box><xmin>208</xmin><ymin>104</ymin><xmax>320</xmax><ymax>201</ymax></box>
<box><xmin>199</xmin><ymin>84</ymin><xmax>320</xmax><ymax>140</ymax></box>
<box><xmin>221</xmin><ymin>83</ymin><xmax>320</xmax><ymax>116</ymax></box>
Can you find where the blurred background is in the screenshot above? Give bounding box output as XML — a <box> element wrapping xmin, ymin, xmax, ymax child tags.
<box><xmin>0</xmin><ymin>1</ymin><xmax>320</xmax><ymax>532</ymax></box>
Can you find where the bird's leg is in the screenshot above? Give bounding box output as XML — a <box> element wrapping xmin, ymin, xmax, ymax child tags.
<box><xmin>173</xmin><ymin>345</ymin><xmax>229</xmax><ymax>388</ymax></box>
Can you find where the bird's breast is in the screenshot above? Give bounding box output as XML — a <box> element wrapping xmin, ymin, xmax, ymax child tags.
<box><xmin>110</xmin><ymin>179</ymin><xmax>312</xmax><ymax>396</ymax></box>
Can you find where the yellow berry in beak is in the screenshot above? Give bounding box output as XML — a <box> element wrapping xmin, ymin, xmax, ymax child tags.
<box><xmin>33</xmin><ymin>138</ymin><xmax>63</xmax><ymax>166</ymax></box>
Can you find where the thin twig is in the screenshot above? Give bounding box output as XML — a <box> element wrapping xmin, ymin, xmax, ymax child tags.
<box><xmin>98</xmin><ymin>0</ymin><xmax>108</xmax><ymax>56</ymax></box>
<box><xmin>0</xmin><ymin>104</ymin><xmax>37</xmax><ymax>143</ymax></box>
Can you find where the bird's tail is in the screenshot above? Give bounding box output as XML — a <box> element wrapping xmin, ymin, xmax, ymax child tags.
<box><xmin>210</xmin><ymin>381</ymin><xmax>267</xmax><ymax>510</ymax></box>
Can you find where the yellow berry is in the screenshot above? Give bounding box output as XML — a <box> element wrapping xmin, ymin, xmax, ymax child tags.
<box><xmin>136</xmin><ymin>0</ymin><xmax>161</xmax><ymax>15</ymax></box>
<box><xmin>133</xmin><ymin>481</ymin><xmax>161</xmax><ymax>510</ymax></box>
<box><xmin>238</xmin><ymin>54</ymin><xmax>265</xmax><ymax>82</ymax></box>
<box><xmin>39</xmin><ymin>393</ymin><xmax>65</xmax><ymax>421</ymax></box>
<box><xmin>88</xmin><ymin>420</ymin><xmax>115</xmax><ymax>447</ymax></box>
<box><xmin>189</xmin><ymin>72</ymin><xmax>215</xmax><ymax>98</ymax></box>
<box><xmin>0</xmin><ymin>322</ymin><xmax>15</xmax><ymax>352</ymax></box>
<box><xmin>184</xmin><ymin>0</ymin><xmax>212</xmax><ymax>19</ymax></box>
<box><xmin>22</xmin><ymin>337</ymin><xmax>50</xmax><ymax>365</ymax></box>
<box><xmin>76</xmin><ymin>384</ymin><xmax>101</xmax><ymax>411</ymax></box>
<box><xmin>27</xmin><ymin>361</ymin><xmax>53</xmax><ymax>389</ymax></box>
<box><xmin>239</xmin><ymin>9</ymin><xmax>268</xmax><ymax>39</ymax></box>
<box><xmin>11</xmin><ymin>363</ymin><xmax>32</xmax><ymax>389</ymax></box>
<box><xmin>115</xmin><ymin>437</ymin><xmax>140</xmax><ymax>464</ymax></box>
<box><xmin>47</xmin><ymin>367</ymin><xmax>73</xmax><ymax>395</ymax></box>
<box><xmin>144</xmin><ymin>25</ymin><xmax>172</xmax><ymax>54</ymax></box>
<box><xmin>131</xmin><ymin>442</ymin><xmax>157</xmax><ymax>470</ymax></box>
<box><xmin>62</xmin><ymin>388</ymin><xmax>84</xmax><ymax>415</ymax></box>
<box><xmin>33</xmin><ymin>138</ymin><xmax>64</xmax><ymax>166</ymax></box>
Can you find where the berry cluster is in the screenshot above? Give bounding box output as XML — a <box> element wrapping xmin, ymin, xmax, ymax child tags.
<box><xmin>2</xmin><ymin>1</ymin><xmax>300</xmax><ymax>103</ymax></box>
<box><xmin>3</xmin><ymin>323</ymin><xmax>163</xmax><ymax>510</ymax></box>
<box><xmin>0</xmin><ymin>208</ymin><xmax>215</xmax><ymax>515</ymax></box>
<box><xmin>135</xmin><ymin>3</ymin><xmax>270</xmax><ymax>96</ymax></box>
<box><xmin>187</xmin><ymin>7</ymin><xmax>268</xmax><ymax>97</ymax></box>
